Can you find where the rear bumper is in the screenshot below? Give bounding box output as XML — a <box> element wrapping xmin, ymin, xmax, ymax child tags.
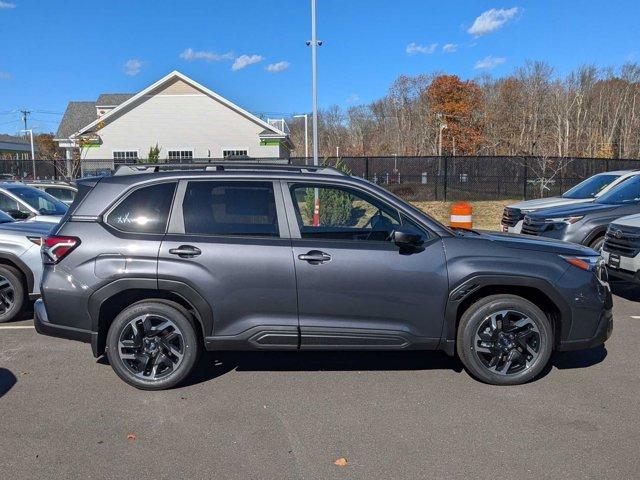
<box><xmin>557</xmin><ymin>305</ymin><xmax>613</xmax><ymax>351</ymax></box>
<box><xmin>34</xmin><ymin>299</ymin><xmax>96</xmax><ymax>346</ymax></box>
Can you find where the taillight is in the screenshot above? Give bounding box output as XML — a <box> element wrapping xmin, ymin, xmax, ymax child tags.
<box><xmin>42</xmin><ymin>236</ymin><xmax>80</xmax><ymax>264</ymax></box>
<box><xmin>27</xmin><ymin>236</ymin><xmax>43</xmax><ymax>246</ymax></box>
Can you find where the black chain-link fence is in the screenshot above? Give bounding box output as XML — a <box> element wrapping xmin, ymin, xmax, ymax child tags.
<box><xmin>2</xmin><ymin>155</ymin><xmax>640</xmax><ymax>201</ymax></box>
<box><xmin>292</xmin><ymin>156</ymin><xmax>640</xmax><ymax>201</ymax></box>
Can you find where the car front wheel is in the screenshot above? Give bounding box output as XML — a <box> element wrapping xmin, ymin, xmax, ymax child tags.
<box><xmin>457</xmin><ymin>294</ymin><xmax>553</xmax><ymax>385</ymax></box>
<box><xmin>106</xmin><ymin>301</ymin><xmax>201</xmax><ymax>390</ymax></box>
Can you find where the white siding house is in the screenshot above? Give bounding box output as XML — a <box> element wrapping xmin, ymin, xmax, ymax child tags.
<box><xmin>55</xmin><ymin>71</ymin><xmax>292</xmax><ymax>172</ymax></box>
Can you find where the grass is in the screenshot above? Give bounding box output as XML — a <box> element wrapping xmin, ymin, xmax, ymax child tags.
<box><xmin>411</xmin><ymin>200</ymin><xmax>517</xmax><ymax>231</ymax></box>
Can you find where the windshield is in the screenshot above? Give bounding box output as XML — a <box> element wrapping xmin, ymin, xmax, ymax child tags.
<box><xmin>0</xmin><ymin>210</ymin><xmax>15</xmax><ymax>223</ymax></box>
<box><xmin>562</xmin><ymin>174</ymin><xmax>621</xmax><ymax>199</ymax></box>
<box><xmin>7</xmin><ymin>185</ymin><xmax>68</xmax><ymax>215</ymax></box>
<box><xmin>596</xmin><ymin>174</ymin><xmax>640</xmax><ymax>205</ymax></box>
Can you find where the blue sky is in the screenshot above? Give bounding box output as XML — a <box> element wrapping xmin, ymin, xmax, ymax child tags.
<box><xmin>1</xmin><ymin>0</ymin><xmax>639</xmax><ymax>134</ymax></box>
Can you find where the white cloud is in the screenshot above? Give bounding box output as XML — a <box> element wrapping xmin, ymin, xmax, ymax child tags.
<box><xmin>443</xmin><ymin>43</ymin><xmax>458</xmax><ymax>53</ymax></box>
<box><xmin>0</xmin><ymin>71</ymin><xmax>10</xmax><ymax>80</ymax></box>
<box><xmin>179</xmin><ymin>48</ymin><xmax>234</xmax><ymax>62</ymax></box>
<box><xmin>468</xmin><ymin>7</ymin><xmax>520</xmax><ymax>36</ymax></box>
<box><xmin>474</xmin><ymin>55</ymin><xmax>506</xmax><ymax>70</ymax></box>
<box><xmin>346</xmin><ymin>93</ymin><xmax>360</xmax><ymax>104</ymax></box>
<box><xmin>232</xmin><ymin>54</ymin><xmax>263</xmax><ymax>71</ymax></box>
<box><xmin>0</xmin><ymin>2</ymin><xmax>16</xmax><ymax>9</ymax></box>
<box><xmin>123</xmin><ymin>59</ymin><xmax>142</xmax><ymax>76</ymax></box>
<box><xmin>406</xmin><ymin>42</ymin><xmax>438</xmax><ymax>55</ymax></box>
<box><xmin>265</xmin><ymin>61</ymin><xmax>290</xmax><ymax>73</ymax></box>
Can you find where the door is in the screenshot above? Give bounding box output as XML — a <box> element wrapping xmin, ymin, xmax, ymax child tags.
<box><xmin>158</xmin><ymin>179</ymin><xmax>298</xmax><ymax>345</ymax></box>
<box><xmin>283</xmin><ymin>181</ymin><xmax>449</xmax><ymax>348</ymax></box>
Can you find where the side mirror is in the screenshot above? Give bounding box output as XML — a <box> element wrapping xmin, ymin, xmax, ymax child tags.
<box><xmin>392</xmin><ymin>228</ymin><xmax>423</xmax><ymax>247</ymax></box>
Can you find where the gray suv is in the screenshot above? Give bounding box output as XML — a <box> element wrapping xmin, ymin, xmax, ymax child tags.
<box><xmin>35</xmin><ymin>164</ymin><xmax>613</xmax><ymax>389</ymax></box>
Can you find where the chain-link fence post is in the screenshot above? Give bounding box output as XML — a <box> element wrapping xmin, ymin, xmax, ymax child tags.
<box><xmin>523</xmin><ymin>158</ymin><xmax>528</xmax><ymax>200</ymax></box>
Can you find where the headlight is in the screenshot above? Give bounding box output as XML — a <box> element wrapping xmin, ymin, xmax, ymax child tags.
<box><xmin>560</xmin><ymin>255</ymin><xmax>599</xmax><ymax>271</ymax></box>
<box><xmin>548</xmin><ymin>216</ymin><xmax>584</xmax><ymax>224</ymax></box>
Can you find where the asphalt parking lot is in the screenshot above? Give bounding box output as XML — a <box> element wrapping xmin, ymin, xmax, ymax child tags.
<box><xmin>1</xmin><ymin>283</ymin><xmax>639</xmax><ymax>480</ymax></box>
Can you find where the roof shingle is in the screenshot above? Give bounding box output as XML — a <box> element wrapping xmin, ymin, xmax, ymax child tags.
<box><xmin>95</xmin><ymin>93</ymin><xmax>135</xmax><ymax>106</ymax></box>
<box><xmin>55</xmin><ymin>101</ymin><xmax>97</xmax><ymax>139</ymax></box>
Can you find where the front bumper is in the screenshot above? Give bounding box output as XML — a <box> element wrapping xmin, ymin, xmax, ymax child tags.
<box><xmin>601</xmin><ymin>250</ymin><xmax>640</xmax><ymax>283</ymax></box>
<box><xmin>34</xmin><ymin>299</ymin><xmax>96</xmax><ymax>347</ymax></box>
<box><xmin>557</xmin><ymin>306</ymin><xmax>613</xmax><ymax>351</ymax></box>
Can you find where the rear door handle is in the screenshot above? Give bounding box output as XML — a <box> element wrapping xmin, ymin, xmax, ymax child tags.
<box><xmin>169</xmin><ymin>245</ymin><xmax>201</xmax><ymax>258</ymax></box>
<box><xmin>298</xmin><ymin>250</ymin><xmax>332</xmax><ymax>264</ymax></box>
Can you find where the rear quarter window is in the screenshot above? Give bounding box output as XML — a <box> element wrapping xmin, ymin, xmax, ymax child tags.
<box><xmin>106</xmin><ymin>182</ymin><xmax>177</xmax><ymax>234</ymax></box>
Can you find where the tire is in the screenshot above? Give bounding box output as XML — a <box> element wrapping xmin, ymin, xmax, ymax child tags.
<box><xmin>0</xmin><ymin>265</ymin><xmax>25</xmax><ymax>323</ymax></box>
<box><xmin>106</xmin><ymin>301</ymin><xmax>201</xmax><ymax>390</ymax></box>
<box><xmin>457</xmin><ymin>294</ymin><xmax>553</xmax><ymax>385</ymax></box>
<box><xmin>589</xmin><ymin>236</ymin><xmax>604</xmax><ymax>252</ymax></box>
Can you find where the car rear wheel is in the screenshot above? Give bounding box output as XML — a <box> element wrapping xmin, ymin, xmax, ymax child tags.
<box><xmin>106</xmin><ymin>301</ymin><xmax>201</xmax><ymax>390</ymax></box>
<box><xmin>0</xmin><ymin>266</ymin><xmax>25</xmax><ymax>323</ymax></box>
<box><xmin>457</xmin><ymin>294</ymin><xmax>553</xmax><ymax>385</ymax></box>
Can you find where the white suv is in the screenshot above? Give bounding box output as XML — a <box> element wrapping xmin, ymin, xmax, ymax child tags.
<box><xmin>602</xmin><ymin>215</ymin><xmax>640</xmax><ymax>283</ymax></box>
<box><xmin>502</xmin><ymin>170</ymin><xmax>640</xmax><ymax>233</ymax></box>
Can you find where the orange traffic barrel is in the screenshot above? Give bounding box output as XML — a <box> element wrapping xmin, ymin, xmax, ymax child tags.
<box><xmin>450</xmin><ymin>202</ymin><xmax>473</xmax><ymax>229</ymax></box>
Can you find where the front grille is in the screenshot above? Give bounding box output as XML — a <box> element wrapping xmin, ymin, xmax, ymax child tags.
<box><xmin>603</xmin><ymin>224</ymin><xmax>640</xmax><ymax>257</ymax></box>
<box><xmin>501</xmin><ymin>207</ymin><xmax>524</xmax><ymax>227</ymax></box>
<box><xmin>521</xmin><ymin>216</ymin><xmax>548</xmax><ymax>236</ymax></box>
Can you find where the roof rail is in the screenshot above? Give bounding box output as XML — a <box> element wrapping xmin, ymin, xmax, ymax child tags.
<box><xmin>113</xmin><ymin>162</ymin><xmax>347</xmax><ymax>176</ymax></box>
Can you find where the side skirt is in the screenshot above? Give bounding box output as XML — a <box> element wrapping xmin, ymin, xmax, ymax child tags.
<box><xmin>205</xmin><ymin>326</ymin><xmax>440</xmax><ymax>351</ymax></box>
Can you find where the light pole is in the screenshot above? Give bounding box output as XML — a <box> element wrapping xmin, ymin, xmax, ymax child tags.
<box><xmin>20</xmin><ymin>129</ymin><xmax>36</xmax><ymax>179</ymax></box>
<box><xmin>293</xmin><ymin>114</ymin><xmax>309</xmax><ymax>162</ymax></box>
<box><xmin>307</xmin><ymin>0</ymin><xmax>322</xmax><ymax>225</ymax></box>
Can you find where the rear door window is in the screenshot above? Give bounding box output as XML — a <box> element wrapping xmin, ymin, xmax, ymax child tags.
<box><xmin>182</xmin><ymin>181</ymin><xmax>279</xmax><ymax>237</ymax></box>
<box><xmin>106</xmin><ymin>182</ymin><xmax>177</xmax><ymax>234</ymax></box>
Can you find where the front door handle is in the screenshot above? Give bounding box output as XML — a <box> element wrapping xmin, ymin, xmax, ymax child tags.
<box><xmin>169</xmin><ymin>245</ymin><xmax>201</xmax><ymax>258</ymax></box>
<box><xmin>298</xmin><ymin>250</ymin><xmax>332</xmax><ymax>264</ymax></box>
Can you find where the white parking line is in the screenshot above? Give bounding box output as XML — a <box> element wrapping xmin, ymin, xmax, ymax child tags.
<box><xmin>630</xmin><ymin>316</ymin><xmax>640</xmax><ymax>320</ymax></box>
<box><xmin>0</xmin><ymin>325</ymin><xmax>35</xmax><ymax>330</ymax></box>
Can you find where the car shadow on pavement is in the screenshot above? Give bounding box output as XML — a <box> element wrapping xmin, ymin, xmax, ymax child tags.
<box><xmin>610</xmin><ymin>280</ymin><xmax>640</xmax><ymax>302</ymax></box>
<box><xmin>182</xmin><ymin>350</ymin><xmax>464</xmax><ymax>387</ymax></box>
<box><xmin>0</xmin><ymin>368</ymin><xmax>17</xmax><ymax>397</ymax></box>
<box><xmin>551</xmin><ymin>345</ymin><xmax>607</xmax><ymax>370</ymax></box>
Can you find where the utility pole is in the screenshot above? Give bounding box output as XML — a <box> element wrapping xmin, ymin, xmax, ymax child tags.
<box><xmin>20</xmin><ymin>109</ymin><xmax>31</xmax><ymax>133</ymax></box>
<box><xmin>293</xmin><ymin>114</ymin><xmax>309</xmax><ymax>163</ymax></box>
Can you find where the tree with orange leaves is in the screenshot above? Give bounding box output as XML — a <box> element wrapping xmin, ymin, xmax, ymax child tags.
<box><xmin>426</xmin><ymin>75</ymin><xmax>485</xmax><ymax>155</ymax></box>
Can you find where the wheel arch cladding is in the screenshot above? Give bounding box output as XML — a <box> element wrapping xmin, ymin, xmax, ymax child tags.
<box><xmin>443</xmin><ymin>276</ymin><xmax>568</xmax><ymax>354</ymax></box>
<box><xmin>90</xmin><ymin>280</ymin><xmax>213</xmax><ymax>357</ymax></box>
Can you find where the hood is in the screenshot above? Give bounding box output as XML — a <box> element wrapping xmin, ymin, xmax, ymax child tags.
<box><xmin>464</xmin><ymin>230</ymin><xmax>597</xmax><ymax>256</ymax></box>
<box><xmin>526</xmin><ymin>202</ymin><xmax>617</xmax><ymax>219</ymax></box>
<box><xmin>609</xmin><ymin>213</ymin><xmax>640</xmax><ymax>228</ymax></box>
<box><xmin>508</xmin><ymin>196</ymin><xmax>593</xmax><ymax>212</ymax></box>
<box><xmin>0</xmin><ymin>220</ymin><xmax>54</xmax><ymax>236</ymax></box>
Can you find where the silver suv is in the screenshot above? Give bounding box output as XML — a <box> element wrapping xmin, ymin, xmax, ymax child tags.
<box><xmin>0</xmin><ymin>210</ymin><xmax>53</xmax><ymax>322</ymax></box>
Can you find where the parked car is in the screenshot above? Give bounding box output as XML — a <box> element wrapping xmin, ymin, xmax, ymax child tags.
<box><xmin>35</xmin><ymin>163</ymin><xmax>612</xmax><ymax>389</ymax></box>
<box><xmin>25</xmin><ymin>181</ymin><xmax>77</xmax><ymax>206</ymax></box>
<box><xmin>502</xmin><ymin>170</ymin><xmax>639</xmax><ymax>233</ymax></box>
<box><xmin>0</xmin><ymin>210</ymin><xmax>53</xmax><ymax>322</ymax></box>
<box><xmin>0</xmin><ymin>182</ymin><xmax>68</xmax><ymax>222</ymax></box>
<box><xmin>521</xmin><ymin>173</ymin><xmax>640</xmax><ymax>250</ymax></box>
<box><xmin>600</xmin><ymin>216</ymin><xmax>640</xmax><ymax>283</ymax></box>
